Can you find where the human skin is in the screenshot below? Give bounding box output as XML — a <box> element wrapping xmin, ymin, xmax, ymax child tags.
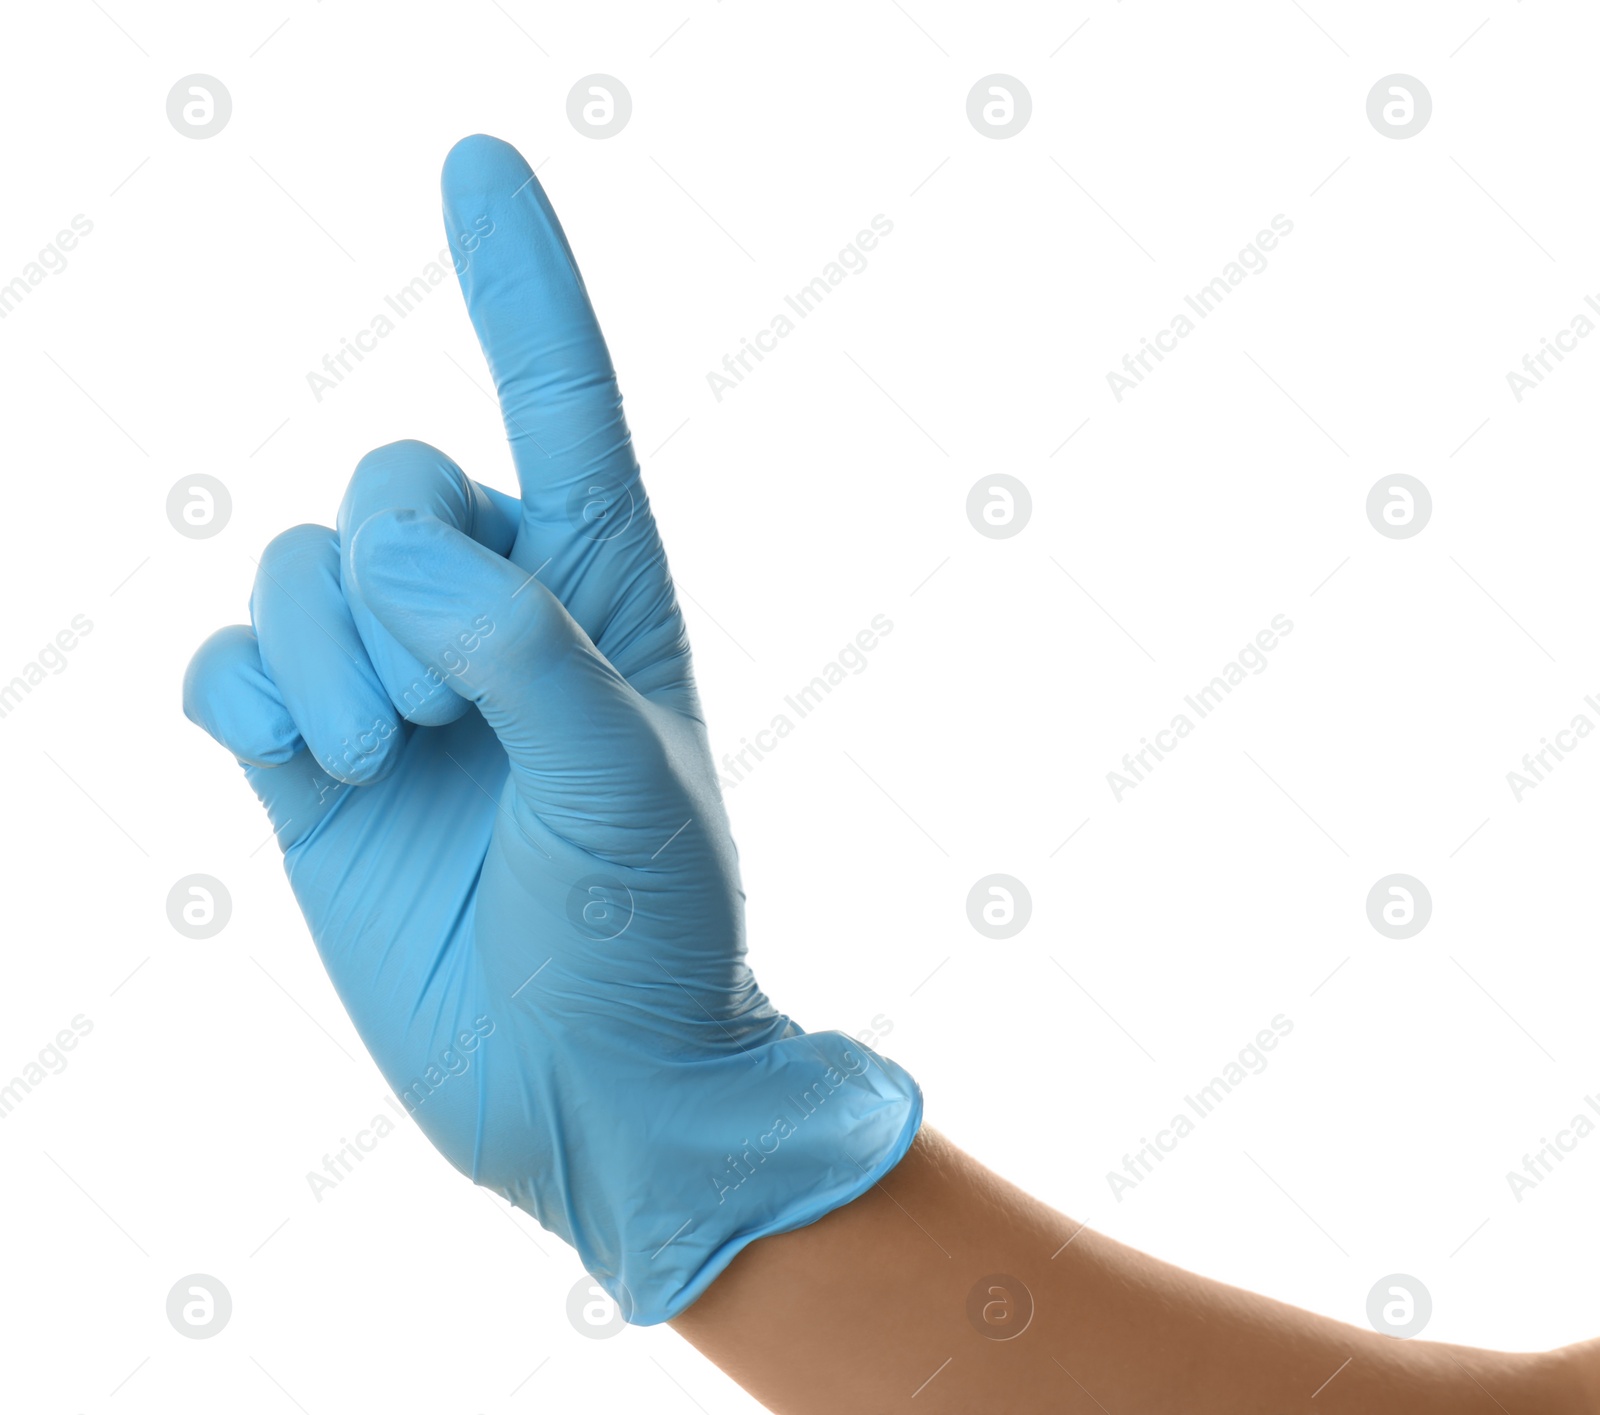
<box><xmin>673</xmin><ymin>1126</ymin><xmax>1598</xmax><ymax>1413</ymax></box>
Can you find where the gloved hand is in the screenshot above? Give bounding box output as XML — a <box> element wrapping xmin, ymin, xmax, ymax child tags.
<box><xmin>182</xmin><ymin>134</ymin><xmax>921</xmax><ymax>1325</ymax></box>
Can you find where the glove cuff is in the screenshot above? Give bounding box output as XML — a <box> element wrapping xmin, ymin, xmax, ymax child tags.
<box><xmin>584</xmin><ymin>1030</ymin><xmax>923</xmax><ymax>1325</ymax></box>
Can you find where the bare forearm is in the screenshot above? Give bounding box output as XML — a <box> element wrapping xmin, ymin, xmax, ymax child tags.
<box><xmin>673</xmin><ymin>1126</ymin><xmax>1591</xmax><ymax>1414</ymax></box>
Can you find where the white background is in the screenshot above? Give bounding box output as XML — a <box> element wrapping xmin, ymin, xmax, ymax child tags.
<box><xmin>3</xmin><ymin>0</ymin><xmax>1599</xmax><ymax>1409</ymax></box>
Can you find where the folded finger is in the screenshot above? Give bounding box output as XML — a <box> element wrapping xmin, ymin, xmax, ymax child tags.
<box><xmin>337</xmin><ymin>439</ymin><xmax>520</xmax><ymax>726</ymax></box>
<box><xmin>250</xmin><ymin>523</ymin><xmax>406</xmax><ymax>785</ymax></box>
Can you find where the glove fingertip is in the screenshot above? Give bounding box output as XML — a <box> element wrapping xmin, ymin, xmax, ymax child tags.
<box><xmin>183</xmin><ymin>625</ymin><xmax>303</xmax><ymax>768</ymax></box>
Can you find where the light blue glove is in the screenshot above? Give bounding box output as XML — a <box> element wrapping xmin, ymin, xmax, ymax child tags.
<box><xmin>182</xmin><ymin>135</ymin><xmax>921</xmax><ymax>1325</ymax></box>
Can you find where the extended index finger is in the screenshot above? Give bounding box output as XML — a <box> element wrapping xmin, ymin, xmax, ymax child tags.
<box><xmin>441</xmin><ymin>134</ymin><xmax>693</xmax><ymax>705</ymax></box>
<box><xmin>442</xmin><ymin>133</ymin><xmax>633</xmax><ymax>525</ymax></box>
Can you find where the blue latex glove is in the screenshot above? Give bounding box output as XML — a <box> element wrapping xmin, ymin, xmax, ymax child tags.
<box><xmin>182</xmin><ymin>135</ymin><xmax>921</xmax><ymax>1325</ymax></box>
